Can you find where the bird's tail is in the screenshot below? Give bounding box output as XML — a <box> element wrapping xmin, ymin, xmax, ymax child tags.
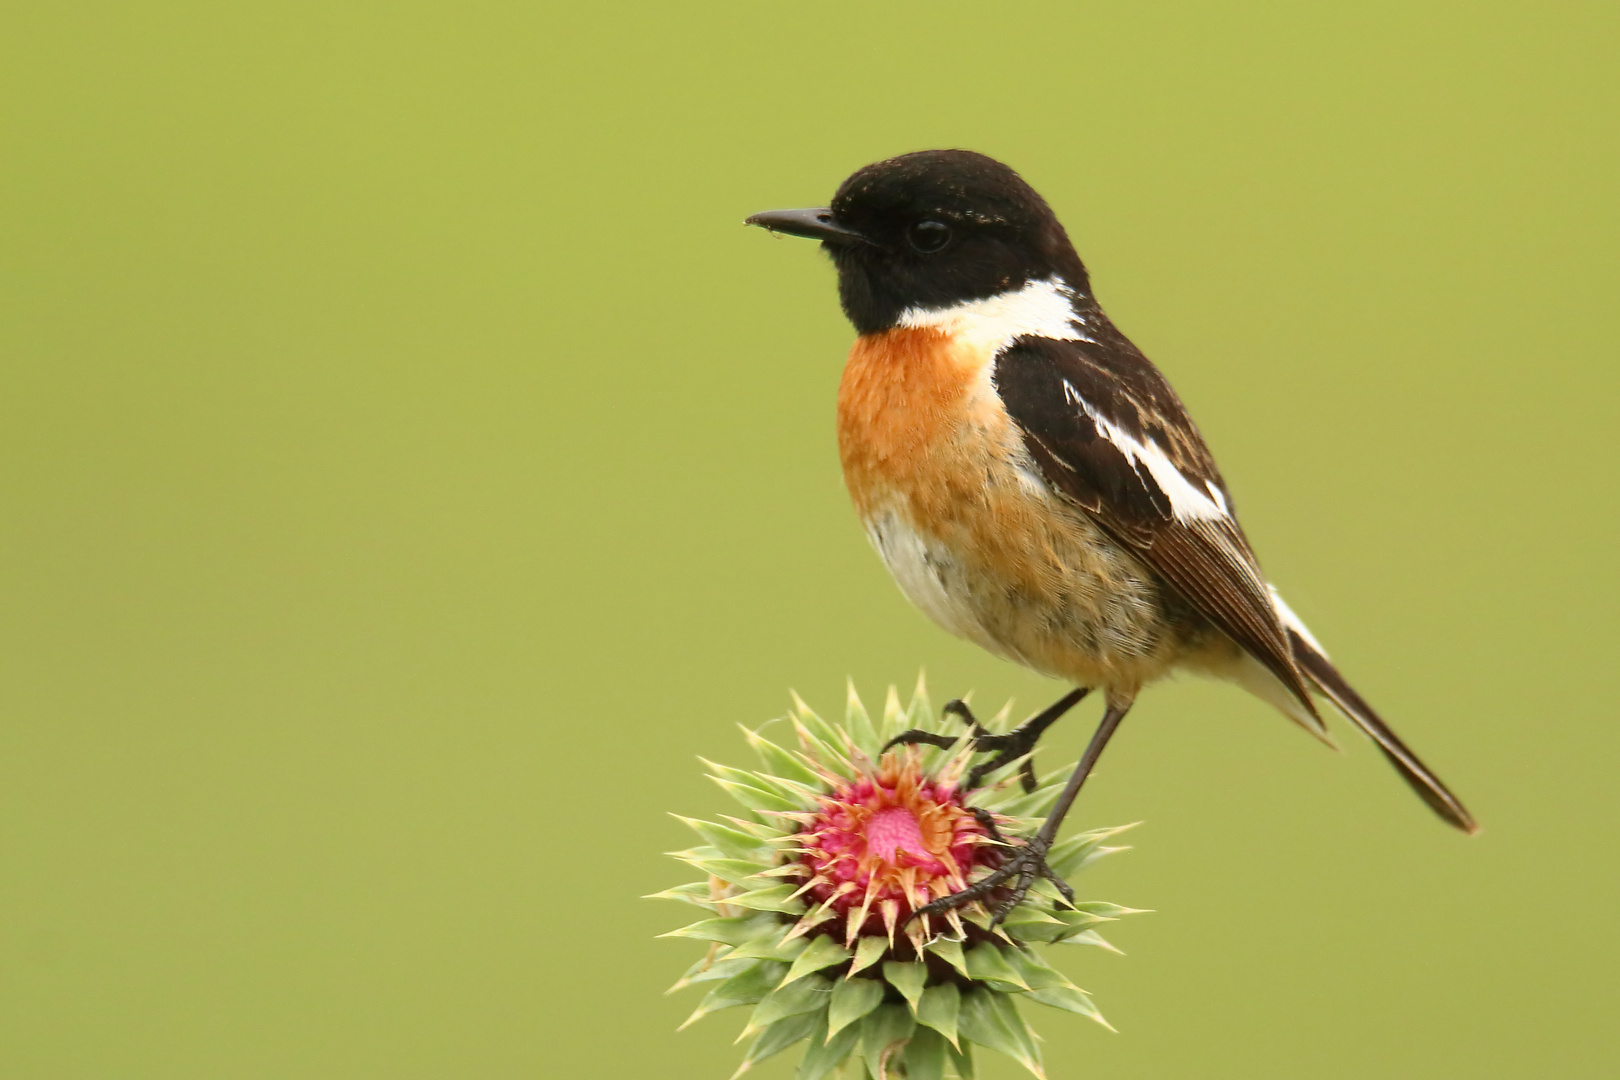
<box><xmin>1285</xmin><ymin>627</ymin><xmax>1479</xmax><ymax>834</ymax></box>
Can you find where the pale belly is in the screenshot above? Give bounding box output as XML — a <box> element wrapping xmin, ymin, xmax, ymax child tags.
<box><xmin>856</xmin><ymin>475</ymin><xmax>1194</xmax><ymax>691</ymax></box>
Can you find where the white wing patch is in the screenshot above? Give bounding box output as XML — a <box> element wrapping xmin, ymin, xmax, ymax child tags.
<box><xmin>897</xmin><ymin>276</ymin><xmax>1097</xmax><ymax>356</ymax></box>
<box><xmin>1059</xmin><ymin>379</ymin><xmax>1231</xmax><ymax>523</ymax></box>
<box><xmin>1269</xmin><ymin>586</ymin><xmax>1328</xmax><ymax>658</ymax></box>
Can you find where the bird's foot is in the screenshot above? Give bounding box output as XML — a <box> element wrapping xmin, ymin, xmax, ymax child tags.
<box><xmin>884</xmin><ymin>698</ymin><xmax>1039</xmax><ymax>792</ymax></box>
<box><xmin>883</xmin><ymin>691</ymin><xmax>1087</xmax><ymax>794</ymax></box>
<box><xmin>907</xmin><ymin>832</ymin><xmax>1075</xmax><ymax>927</ymax></box>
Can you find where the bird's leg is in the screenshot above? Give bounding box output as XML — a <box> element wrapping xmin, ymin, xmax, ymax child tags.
<box><xmin>964</xmin><ymin>688</ymin><xmax>1089</xmax><ymax>792</ymax></box>
<box><xmin>964</xmin><ymin>804</ymin><xmax>1074</xmax><ymax>906</ymax></box>
<box><xmin>909</xmin><ymin>694</ymin><xmax>1133</xmax><ymax>927</ymax></box>
<box><xmin>882</xmin><ymin>689</ymin><xmax>1089</xmax><ymax>793</ymax></box>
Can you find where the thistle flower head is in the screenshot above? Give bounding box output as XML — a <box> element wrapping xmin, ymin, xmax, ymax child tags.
<box><xmin>799</xmin><ymin>750</ymin><xmax>990</xmax><ymax>948</ymax></box>
<box><xmin>652</xmin><ymin>676</ymin><xmax>1143</xmax><ymax>1080</ymax></box>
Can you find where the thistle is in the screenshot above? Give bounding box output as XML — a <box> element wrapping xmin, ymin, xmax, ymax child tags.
<box><xmin>652</xmin><ymin>676</ymin><xmax>1142</xmax><ymax>1080</ymax></box>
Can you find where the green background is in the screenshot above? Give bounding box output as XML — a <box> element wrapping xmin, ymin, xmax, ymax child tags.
<box><xmin>3</xmin><ymin>3</ymin><xmax>1615</xmax><ymax>1077</ymax></box>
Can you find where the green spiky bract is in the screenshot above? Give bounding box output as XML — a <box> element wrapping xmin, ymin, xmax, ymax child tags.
<box><xmin>651</xmin><ymin>676</ymin><xmax>1143</xmax><ymax>1080</ymax></box>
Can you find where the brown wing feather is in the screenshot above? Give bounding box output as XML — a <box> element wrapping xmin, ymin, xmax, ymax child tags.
<box><xmin>997</xmin><ymin>336</ymin><xmax>1318</xmax><ymax>715</ymax></box>
<box><xmin>1146</xmin><ymin>520</ymin><xmax>1313</xmax><ymax>704</ymax></box>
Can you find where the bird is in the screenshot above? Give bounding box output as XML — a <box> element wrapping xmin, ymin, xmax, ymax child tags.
<box><xmin>744</xmin><ymin>149</ymin><xmax>1476</xmax><ymax>921</ymax></box>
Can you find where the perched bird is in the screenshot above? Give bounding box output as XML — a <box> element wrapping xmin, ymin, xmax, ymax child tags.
<box><xmin>746</xmin><ymin>150</ymin><xmax>1476</xmax><ymax>920</ymax></box>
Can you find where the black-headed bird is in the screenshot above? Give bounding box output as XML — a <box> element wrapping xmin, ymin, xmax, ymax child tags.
<box><xmin>746</xmin><ymin>150</ymin><xmax>1475</xmax><ymax>921</ymax></box>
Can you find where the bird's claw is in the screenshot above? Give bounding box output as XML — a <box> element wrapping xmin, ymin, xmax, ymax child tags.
<box><xmin>906</xmin><ymin>832</ymin><xmax>1072</xmax><ymax>928</ymax></box>
<box><xmin>882</xmin><ymin>698</ymin><xmax>1043</xmax><ymax>793</ymax></box>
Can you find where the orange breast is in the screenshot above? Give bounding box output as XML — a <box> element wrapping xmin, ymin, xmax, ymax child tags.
<box><xmin>836</xmin><ymin>327</ymin><xmax>1003</xmax><ymax>525</ymax></box>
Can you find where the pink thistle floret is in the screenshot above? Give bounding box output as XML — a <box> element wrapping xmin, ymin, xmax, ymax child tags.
<box><xmin>792</xmin><ymin>749</ymin><xmax>1001</xmax><ymax>946</ymax></box>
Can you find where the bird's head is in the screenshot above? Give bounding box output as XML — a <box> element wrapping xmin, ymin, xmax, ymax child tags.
<box><xmin>746</xmin><ymin>149</ymin><xmax>1087</xmax><ymax>334</ymax></box>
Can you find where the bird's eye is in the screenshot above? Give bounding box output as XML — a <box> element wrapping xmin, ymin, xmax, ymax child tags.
<box><xmin>906</xmin><ymin>220</ymin><xmax>952</xmax><ymax>254</ymax></box>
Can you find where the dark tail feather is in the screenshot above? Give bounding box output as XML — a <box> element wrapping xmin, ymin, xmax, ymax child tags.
<box><xmin>1286</xmin><ymin>628</ymin><xmax>1479</xmax><ymax>834</ymax></box>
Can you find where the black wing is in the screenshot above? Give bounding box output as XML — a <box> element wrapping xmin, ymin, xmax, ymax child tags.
<box><xmin>994</xmin><ymin>333</ymin><xmax>1319</xmax><ymax>716</ymax></box>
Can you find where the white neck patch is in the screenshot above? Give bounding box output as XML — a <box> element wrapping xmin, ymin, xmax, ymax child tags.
<box><xmin>896</xmin><ymin>276</ymin><xmax>1092</xmax><ymax>356</ymax></box>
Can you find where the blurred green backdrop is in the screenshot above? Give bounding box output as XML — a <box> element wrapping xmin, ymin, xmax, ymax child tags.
<box><xmin>2</xmin><ymin>3</ymin><xmax>1616</xmax><ymax>1077</ymax></box>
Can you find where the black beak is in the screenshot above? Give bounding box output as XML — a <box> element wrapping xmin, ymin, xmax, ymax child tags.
<box><xmin>744</xmin><ymin>207</ymin><xmax>875</xmax><ymax>247</ymax></box>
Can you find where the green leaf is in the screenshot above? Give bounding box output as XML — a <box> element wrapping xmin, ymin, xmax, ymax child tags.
<box><xmin>880</xmin><ymin>961</ymin><xmax>928</xmax><ymax>1013</ymax></box>
<box><xmin>960</xmin><ymin>907</ymin><xmax>997</xmax><ymax>936</ymax></box>
<box><xmin>792</xmin><ymin>691</ymin><xmax>851</xmax><ymax>753</ymax></box>
<box><xmin>643</xmin><ymin>881</ymin><xmax>717</xmax><ymax>908</ymax></box>
<box><xmin>745</xmin><ymin>973</ymin><xmax>832</xmax><ymax>1034</ymax></box>
<box><xmin>1027</xmin><ymin>984</ymin><xmax>1112</xmax><ymax>1029</ymax></box>
<box><xmin>1043</xmin><ymin>827</ymin><xmax>1133</xmax><ymax>879</ymax></box>
<box><xmin>982</xmin><ymin>770</ymin><xmax>1057</xmax><ymax>819</ymax></box>
<box><xmin>1060</xmin><ymin>900</ymin><xmax>1141</xmax><ymax>918</ymax></box>
<box><xmin>1069</xmin><ymin>848</ymin><xmax>1121</xmax><ymax>880</ymax></box>
<box><xmin>915</xmin><ymin>982</ymin><xmax>961</xmax><ymax>1049</ymax></box>
<box><xmin>679</xmin><ymin>961</ymin><xmax>788</xmax><ymax>1029</ymax></box>
<box><xmin>729</xmin><ymin>935</ymin><xmax>810</xmax><ymax>963</ymax></box>
<box><xmin>725</xmin><ymin>884</ymin><xmax>806</xmax><ymax>915</ymax></box>
<box><xmin>711</xmin><ymin>774</ymin><xmax>805</xmax><ymax>815</ymax></box>
<box><xmin>732</xmin><ymin>1011</ymin><xmax>820</xmax><ymax>1078</ymax></box>
<box><xmin>659</xmin><ymin>912</ymin><xmax>779</xmax><ymax>946</ymax></box>
<box><xmin>843</xmin><ymin>680</ymin><xmax>883</xmax><ymax>762</ymax></box>
<box><xmin>1003</xmin><ymin>949</ymin><xmax>1077</xmax><ymax>993</ymax></box>
<box><xmin>1055</xmin><ymin>929</ymin><xmax>1122</xmax><ymax>953</ymax></box>
<box><xmin>987</xmin><ymin>991</ymin><xmax>1043</xmax><ymax>1077</ymax></box>
<box><xmin>994</xmin><ymin>923</ymin><xmax>1062</xmax><ymax>945</ymax></box>
<box><xmin>791</xmin><ymin>714</ymin><xmax>853</xmax><ymax>779</ymax></box>
<box><xmin>964</xmin><ymin>944</ymin><xmax>1029</xmax><ymax>989</ymax></box>
<box><xmin>1048</xmin><ymin>908</ymin><xmax>1112</xmax><ymax>936</ymax></box>
<box><xmin>720</xmin><ymin>814</ymin><xmax>787</xmax><ymax>842</ymax></box>
<box><xmin>767</xmin><ymin>773</ymin><xmax>825</xmax><ymax>803</ymax></box>
<box><xmin>827</xmin><ymin>975</ymin><xmax>886</xmax><ymax>1038</ymax></box>
<box><xmin>797</xmin><ymin>1009</ymin><xmax>861</xmax><ymax>1080</ymax></box>
<box><xmin>704</xmin><ymin>759</ymin><xmax>819</xmax><ymax>809</ymax></box>
<box><xmin>666</xmin><ymin>953</ymin><xmax>752</xmax><ymax>994</ymax></box>
<box><xmin>902</xmin><ymin>1024</ymin><xmax>948</xmax><ymax>1080</ymax></box>
<box><xmin>995</xmin><ymin>907</ymin><xmax>1066</xmax><ymax>942</ymax></box>
<box><xmin>846</xmin><ymin>680</ymin><xmax>875</xmax><ymax>729</ymax></box>
<box><xmin>740</xmin><ymin>724</ymin><xmax>821</xmax><ymax>786</ymax></box>
<box><xmin>880</xmin><ymin>685</ymin><xmax>906</xmax><ymax>734</ymax></box>
<box><xmin>783</xmin><ymin>934</ymin><xmax>851</xmax><ymax>985</ymax></box>
<box><xmin>904</xmin><ymin>671</ymin><xmax>934</xmax><ymax>730</ymax></box>
<box><xmin>848</xmin><ymin>934</ymin><xmax>888</xmax><ymax>977</ymax></box>
<box><xmin>1046</xmin><ymin>902</ymin><xmax>1142</xmax><ymax>942</ymax></box>
<box><xmin>672</xmin><ymin>816</ymin><xmax>777</xmax><ymax>862</ymax></box>
<box><xmin>859</xmin><ymin>1003</ymin><xmax>915</xmax><ymax>1075</ymax></box>
<box><xmin>923</xmin><ymin>936</ymin><xmax>970</xmax><ymax>979</ymax></box>
<box><xmin>1023</xmin><ymin>878</ymin><xmax>1068</xmax><ymax>910</ymax></box>
<box><xmin>1051</xmin><ymin>845</ymin><xmax>1125</xmax><ymax>880</ymax></box>
<box><xmin>958</xmin><ymin>988</ymin><xmax>1032</xmax><ymax>1074</ymax></box>
<box><xmin>948</xmin><ymin>1039</ymin><xmax>975</xmax><ymax>1079</ymax></box>
<box><xmin>665</xmin><ymin>848</ymin><xmax>775</xmax><ymax>887</ymax></box>
<box><xmin>782</xmin><ymin>905</ymin><xmax>837</xmax><ymax>942</ymax></box>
